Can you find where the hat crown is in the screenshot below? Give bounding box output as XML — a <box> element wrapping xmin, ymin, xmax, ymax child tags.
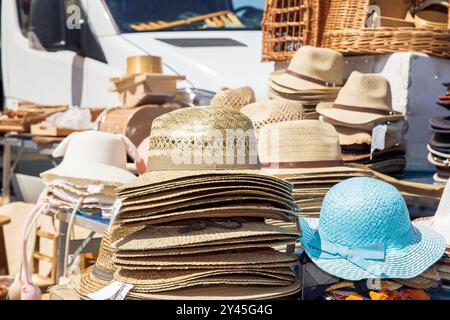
<box><xmin>62</xmin><ymin>131</ymin><xmax>127</xmax><ymax>170</ymax></box>
<box><xmin>288</xmin><ymin>46</ymin><xmax>344</xmax><ymax>85</ymax></box>
<box><xmin>147</xmin><ymin>107</ymin><xmax>260</xmax><ymax>170</ymax></box>
<box><xmin>320</xmin><ymin>177</ymin><xmax>412</xmax><ymax>248</ymax></box>
<box><xmin>335</xmin><ymin>72</ymin><xmax>393</xmax><ymax>111</ymax></box>
<box><xmin>240</xmin><ymin>100</ymin><xmax>305</xmax><ymax>137</ymax></box>
<box><xmin>258</xmin><ymin>120</ymin><xmax>342</xmax><ymax>164</ymax></box>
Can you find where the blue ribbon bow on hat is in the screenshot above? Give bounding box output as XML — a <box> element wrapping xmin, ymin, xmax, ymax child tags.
<box><xmin>304</xmin><ymin>230</ymin><xmax>387</xmax><ymax>273</ymax></box>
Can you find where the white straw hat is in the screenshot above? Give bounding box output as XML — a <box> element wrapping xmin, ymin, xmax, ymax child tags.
<box><xmin>269</xmin><ymin>46</ymin><xmax>344</xmax><ymax>91</ymax></box>
<box><xmin>414</xmin><ymin>179</ymin><xmax>450</xmax><ymax>245</ymax></box>
<box><xmin>316</xmin><ymin>72</ymin><xmax>405</xmax><ymax>125</ymax></box>
<box><xmin>41</xmin><ymin>131</ymin><xmax>137</xmax><ymax>186</ymax></box>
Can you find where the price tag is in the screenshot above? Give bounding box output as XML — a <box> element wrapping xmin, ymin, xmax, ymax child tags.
<box><xmin>108</xmin><ymin>199</ymin><xmax>123</xmax><ymax>229</ymax></box>
<box><xmin>87</xmin><ymin>281</ymin><xmax>131</xmax><ymax>300</ymax></box>
<box><xmin>112</xmin><ymin>283</ymin><xmax>134</xmax><ymax>300</ymax></box>
<box><xmin>371</xmin><ymin>124</ymin><xmax>387</xmax><ymax>158</ymax></box>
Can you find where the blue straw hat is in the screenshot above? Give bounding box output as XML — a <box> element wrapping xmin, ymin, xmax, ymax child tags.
<box><xmin>300</xmin><ymin>177</ymin><xmax>446</xmax><ymax>280</ymax></box>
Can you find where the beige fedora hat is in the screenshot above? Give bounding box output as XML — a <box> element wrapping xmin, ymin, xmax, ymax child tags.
<box><xmin>317</xmin><ymin>72</ymin><xmax>405</xmax><ymax>125</ymax></box>
<box><xmin>269</xmin><ymin>46</ymin><xmax>344</xmax><ymax>91</ymax></box>
<box><xmin>117</xmin><ymin>107</ymin><xmax>279</xmax><ymax>192</ymax></box>
<box><xmin>334</xmin><ymin>122</ymin><xmax>404</xmax><ymax>147</ymax></box>
<box><xmin>240</xmin><ymin>100</ymin><xmax>305</xmax><ymax>138</ymax></box>
<box><xmin>258</xmin><ymin>120</ymin><xmax>354</xmax><ymax>175</ymax></box>
<box><xmin>41</xmin><ymin>131</ymin><xmax>137</xmax><ymax>186</ymax></box>
<box><xmin>210</xmin><ymin>86</ymin><xmax>256</xmax><ymax>111</ymax></box>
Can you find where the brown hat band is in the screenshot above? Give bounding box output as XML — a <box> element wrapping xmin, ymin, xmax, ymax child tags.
<box><xmin>286</xmin><ymin>70</ymin><xmax>341</xmax><ymax>88</ymax></box>
<box><xmin>333</xmin><ymin>104</ymin><xmax>395</xmax><ymax>116</ymax></box>
<box><xmin>261</xmin><ymin>160</ymin><xmax>344</xmax><ymax>169</ymax></box>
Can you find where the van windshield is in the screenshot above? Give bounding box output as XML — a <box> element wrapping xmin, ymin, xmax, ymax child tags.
<box><xmin>105</xmin><ymin>0</ymin><xmax>265</xmax><ymax>33</ymax></box>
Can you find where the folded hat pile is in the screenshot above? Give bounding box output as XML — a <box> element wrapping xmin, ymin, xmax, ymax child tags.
<box><xmin>77</xmin><ymin>107</ymin><xmax>302</xmax><ymax>300</ymax></box>
<box><xmin>438</xmin><ymin>82</ymin><xmax>450</xmax><ymax>111</ymax></box>
<box><xmin>258</xmin><ymin>120</ymin><xmax>374</xmax><ymax>220</ymax></box>
<box><xmin>300</xmin><ymin>177</ymin><xmax>446</xmax><ymax>300</ymax></box>
<box><xmin>40</xmin><ymin>131</ymin><xmax>137</xmax><ymax>218</ymax></box>
<box><xmin>268</xmin><ymin>46</ymin><xmax>344</xmax><ymax>120</ymax></box>
<box><xmin>317</xmin><ymin>72</ymin><xmax>407</xmax><ymax>176</ymax></box>
<box><xmin>428</xmin><ymin>83</ymin><xmax>450</xmax><ymax>183</ymax></box>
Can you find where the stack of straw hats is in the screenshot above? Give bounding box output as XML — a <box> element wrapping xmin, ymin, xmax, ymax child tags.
<box><xmin>317</xmin><ymin>71</ymin><xmax>406</xmax><ymax>176</ymax></box>
<box><xmin>211</xmin><ymin>86</ymin><xmax>256</xmax><ymax>111</ymax></box>
<box><xmin>40</xmin><ymin>131</ymin><xmax>137</xmax><ymax>218</ymax></box>
<box><xmin>257</xmin><ymin>120</ymin><xmax>374</xmax><ymax>219</ymax></box>
<box><xmin>77</xmin><ymin>107</ymin><xmax>302</xmax><ymax>300</ymax></box>
<box><xmin>414</xmin><ymin>180</ymin><xmax>450</xmax><ymax>286</ymax></box>
<box><xmin>268</xmin><ymin>46</ymin><xmax>344</xmax><ymax>120</ymax></box>
<box><xmin>428</xmin><ymin>83</ymin><xmax>450</xmax><ymax>183</ymax></box>
<box><xmin>300</xmin><ymin>177</ymin><xmax>446</xmax><ymax>300</ymax></box>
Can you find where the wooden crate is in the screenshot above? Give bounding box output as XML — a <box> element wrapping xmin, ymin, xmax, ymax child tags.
<box><xmin>30</xmin><ymin>122</ymin><xmax>77</xmax><ymax>137</ymax></box>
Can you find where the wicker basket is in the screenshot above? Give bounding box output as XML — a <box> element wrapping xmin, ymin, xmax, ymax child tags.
<box><xmin>262</xmin><ymin>0</ymin><xmax>313</xmax><ymax>61</ymax></box>
<box><xmin>322</xmin><ymin>0</ymin><xmax>450</xmax><ymax>59</ymax></box>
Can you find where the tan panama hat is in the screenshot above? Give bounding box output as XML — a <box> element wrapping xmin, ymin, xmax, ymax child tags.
<box><xmin>74</xmin><ymin>232</ymin><xmax>116</xmax><ymax>297</ymax></box>
<box><xmin>116</xmin><ymin>107</ymin><xmax>287</xmax><ymax>193</ymax></box>
<box><xmin>258</xmin><ymin>120</ymin><xmax>351</xmax><ymax>174</ymax></box>
<box><xmin>317</xmin><ymin>72</ymin><xmax>405</xmax><ymax>125</ymax></box>
<box><xmin>210</xmin><ymin>86</ymin><xmax>256</xmax><ymax>111</ymax></box>
<box><xmin>269</xmin><ymin>78</ymin><xmax>341</xmax><ymax>96</ymax></box>
<box><xmin>240</xmin><ymin>100</ymin><xmax>305</xmax><ymax>138</ymax></box>
<box><xmin>269</xmin><ymin>46</ymin><xmax>344</xmax><ymax>91</ymax></box>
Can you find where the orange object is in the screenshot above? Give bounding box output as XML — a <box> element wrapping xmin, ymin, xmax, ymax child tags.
<box><xmin>369</xmin><ymin>290</ymin><xmax>389</xmax><ymax>300</ymax></box>
<box><xmin>346</xmin><ymin>294</ymin><xmax>364</xmax><ymax>300</ymax></box>
<box><xmin>402</xmin><ymin>289</ymin><xmax>431</xmax><ymax>301</ymax></box>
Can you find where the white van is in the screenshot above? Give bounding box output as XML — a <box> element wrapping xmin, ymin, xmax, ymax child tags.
<box><xmin>1</xmin><ymin>0</ymin><xmax>272</xmax><ymax>108</ymax></box>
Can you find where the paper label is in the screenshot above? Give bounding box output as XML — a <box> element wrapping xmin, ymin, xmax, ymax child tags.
<box><xmin>371</xmin><ymin>124</ymin><xmax>387</xmax><ymax>157</ymax></box>
<box><xmin>87</xmin><ymin>184</ymin><xmax>104</xmax><ymax>194</ymax></box>
<box><xmin>87</xmin><ymin>281</ymin><xmax>129</xmax><ymax>300</ymax></box>
<box><xmin>108</xmin><ymin>199</ymin><xmax>122</xmax><ymax>229</ymax></box>
<box><xmin>112</xmin><ymin>283</ymin><xmax>134</xmax><ymax>300</ymax></box>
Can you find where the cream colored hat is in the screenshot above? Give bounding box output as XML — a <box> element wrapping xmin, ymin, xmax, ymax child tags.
<box><xmin>414</xmin><ymin>179</ymin><xmax>450</xmax><ymax>245</ymax></box>
<box><xmin>316</xmin><ymin>72</ymin><xmax>405</xmax><ymax>125</ymax></box>
<box><xmin>258</xmin><ymin>120</ymin><xmax>352</xmax><ymax>174</ymax></box>
<box><xmin>41</xmin><ymin>131</ymin><xmax>137</xmax><ymax>186</ymax></box>
<box><xmin>210</xmin><ymin>87</ymin><xmax>256</xmax><ymax>111</ymax></box>
<box><xmin>269</xmin><ymin>46</ymin><xmax>344</xmax><ymax>91</ymax></box>
<box><xmin>240</xmin><ymin>100</ymin><xmax>305</xmax><ymax>138</ymax></box>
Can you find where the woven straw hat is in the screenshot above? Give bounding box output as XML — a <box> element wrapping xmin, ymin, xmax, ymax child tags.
<box><xmin>334</xmin><ymin>122</ymin><xmax>404</xmax><ymax>147</ymax></box>
<box><xmin>300</xmin><ymin>177</ymin><xmax>446</xmax><ymax>280</ymax></box>
<box><xmin>116</xmin><ymin>107</ymin><xmax>275</xmax><ymax>192</ymax></box>
<box><xmin>317</xmin><ymin>72</ymin><xmax>405</xmax><ymax>125</ymax></box>
<box><xmin>414</xmin><ymin>180</ymin><xmax>450</xmax><ymax>245</ymax></box>
<box><xmin>210</xmin><ymin>87</ymin><xmax>256</xmax><ymax>111</ymax></box>
<box><xmin>258</xmin><ymin>120</ymin><xmax>353</xmax><ymax>175</ymax></box>
<box><xmin>41</xmin><ymin>131</ymin><xmax>136</xmax><ymax>186</ymax></box>
<box><xmin>240</xmin><ymin>100</ymin><xmax>305</xmax><ymax>138</ymax></box>
<box><xmin>75</xmin><ymin>232</ymin><xmax>116</xmax><ymax>297</ymax></box>
<box><xmin>269</xmin><ymin>46</ymin><xmax>344</xmax><ymax>91</ymax></box>
<box><xmin>269</xmin><ymin>78</ymin><xmax>341</xmax><ymax>96</ymax></box>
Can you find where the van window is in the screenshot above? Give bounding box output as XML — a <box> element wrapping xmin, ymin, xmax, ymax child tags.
<box><xmin>16</xmin><ymin>0</ymin><xmax>32</xmax><ymax>36</ymax></box>
<box><xmin>105</xmin><ymin>0</ymin><xmax>265</xmax><ymax>33</ymax></box>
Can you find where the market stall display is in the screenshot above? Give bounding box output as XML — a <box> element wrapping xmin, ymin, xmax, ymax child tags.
<box><xmin>317</xmin><ymin>72</ymin><xmax>406</xmax><ymax>176</ymax></box>
<box><xmin>210</xmin><ymin>87</ymin><xmax>256</xmax><ymax>111</ymax></box>
<box><xmin>268</xmin><ymin>46</ymin><xmax>343</xmax><ymax>119</ymax></box>
<box><xmin>79</xmin><ymin>107</ymin><xmax>302</xmax><ymax>300</ymax></box>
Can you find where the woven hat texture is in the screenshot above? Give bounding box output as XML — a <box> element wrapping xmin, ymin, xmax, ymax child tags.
<box><xmin>211</xmin><ymin>87</ymin><xmax>256</xmax><ymax>111</ymax></box>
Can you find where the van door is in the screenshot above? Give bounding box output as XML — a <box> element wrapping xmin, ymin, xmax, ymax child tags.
<box><xmin>2</xmin><ymin>0</ymin><xmax>80</xmax><ymax>105</ymax></box>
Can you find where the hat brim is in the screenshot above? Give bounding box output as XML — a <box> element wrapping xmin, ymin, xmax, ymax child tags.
<box><xmin>117</xmin><ymin>170</ymin><xmax>281</xmax><ymax>193</ymax></box>
<box><xmin>428</xmin><ymin>153</ymin><xmax>450</xmax><ymax>168</ymax></box>
<box><xmin>433</xmin><ymin>173</ymin><xmax>449</xmax><ymax>183</ymax></box>
<box><xmin>262</xmin><ymin>166</ymin><xmax>363</xmax><ymax>176</ymax></box>
<box><xmin>316</xmin><ymin>102</ymin><xmax>404</xmax><ymax>125</ymax></box>
<box><xmin>414</xmin><ymin>217</ymin><xmax>450</xmax><ymax>248</ymax></box>
<box><xmin>41</xmin><ymin>161</ymin><xmax>136</xmax><ymax>186</ymax></box>
<box><xmin>299</xmin><ymin>218</ymin><xmax>446</xmax><ymax>281</ymax></box>
<box><xmin>75</xmin><ymin>266</ymin><xmax>112</xmax><ymax>299</ymax></box>
<box><xmin>269</xmin><ymin>79</ymin><xmax>340</xmax><ymax>96</ymax></box>
<box><xmin>270</xmin><ymin>70</ymin><xmax>342</xmax><ymax>92</ymax></box>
